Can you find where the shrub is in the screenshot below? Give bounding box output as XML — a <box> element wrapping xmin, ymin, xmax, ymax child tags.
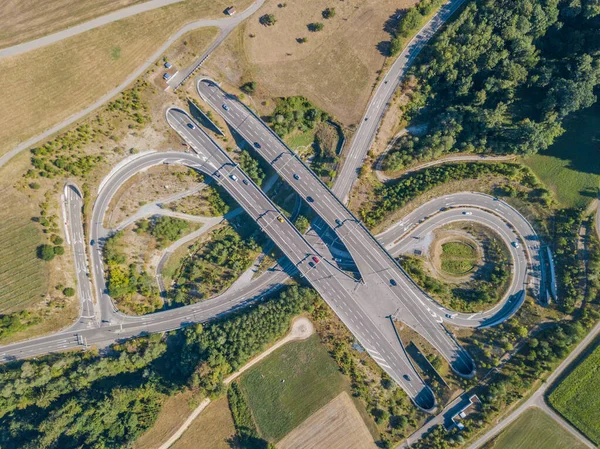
<box><xmin>308</xmin><ymin>22</ymin><xmax>324</xmax><ymax>32</ymax></box>
<box><xmin>53</xmin><ymin>246</ymin><xmax>65</xmax><ymax>256</ymax></box>
<box><xmin>322</xmin><ymin>7</ymin><xmax>336</xmax><ymax>19</ymax></box>
<box><xmin>240</xmin><ymin>81</ymin><xmax>257</xmax><ymax>94</ymax></box>
<box><xmin>37</xmin><ymin>244</ymin><xmax>55</xmax><ymax>261</ymax></box>
<box><xmin>296</xmin><ymin>37</ymin><xmax>308</xmax><ymax>43</ymax></box>
<box><xmin>63</xmin><ymin>287</ymin><xmax>76</xmax><ymax>297</ymax></box>
<box><xmin>259</xmin><ymin>14</ymin><xmax>276</xmax><ymax>26</ymax></box>
<box><xmin>50</xmin><ymin>234</ymin><xmax>64</xmax><ymax>245</ymax></box>
<box><xmin>29</xmin><ymin>182</ymin><xmax>41</xmax><ymax>190</ymax></box>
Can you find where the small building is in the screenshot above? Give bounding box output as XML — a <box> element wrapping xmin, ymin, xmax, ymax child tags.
<box><xmin>444</xmin><ymin>394</ymin><xmax>481</xmax><ymax>431</ymax></box>
<box><xmin>225</xmin><ymin>6</ymin><xmax>236</xmax><ymax>15</ymax></box>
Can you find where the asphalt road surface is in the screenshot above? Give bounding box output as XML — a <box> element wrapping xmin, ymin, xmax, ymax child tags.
<box><xmin>63</xmin><ymin>183</ymin><xmax>97</xmax><ymax>330</ymax></box>
<box><xmin>332</xmin><ymin>0</ymin><xmax>468</xmax><ymax>204</ymax></box>
<box><xmin>165</xmin><ymin>107</ymin><xmax>437</xmax><ymax>411</ymax></box>
<box><xmin>198</xmin><ymin>79</ymin><xmax>476</xmax><ymax>383</ymax></box>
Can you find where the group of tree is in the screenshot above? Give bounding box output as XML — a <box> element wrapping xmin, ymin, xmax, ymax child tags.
<box><xmin>136</xmin><ymin>216</ymin><xmax>190</xmax><ymax>246</ymax></box>
<box><xmin>270</xmin><ymin>96</ymin><xmax>329</xmax><ymax>137</ymax></box>
<box><xmin>0</xmin><ymin>310</ymin><xmax>42</xmax><ymax>339</ymax></box>
<box><xmin>240</xmin><ymin>150</ymin><xmax>266</xmax><ymax>185</ymax></box>
<box><xmin>390</xmin><ymin>0</ymin><xmax>445</xmax><ymax>55</ymax></box>
<box><xmin>170</xmin><ymin>224</ymin><xmax>262</xmax><ymax>305</ymax></box>
<box><xmin>37</xmin><ymin>244</ymin><xmax>64</xmax><ymax>261</ymax></box>
<box><xmin>385</xmin><ymin>0</ymin><xmax>600</xmax><ymax>170</ymax></box>
<box><xmin>553</xmin><ymin>208</ymin><xmax>586</xmax><ymax>312</ymax></box>
<box><xmin>103</xmin><ymin>231</ymin><xmax>159</xmax><ymax>311</ymax></box>
<box><xmin>0</xmin><ymin>285</ymin><xmax>319</xmax><ymax>449</ymax></box>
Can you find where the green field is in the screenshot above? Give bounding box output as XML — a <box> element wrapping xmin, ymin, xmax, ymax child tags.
<box><xmin>239</xmin><ymin>334</ymin><xmax>347</xmax><ymax>441</ymax></box>
<box><xmin>523</xmin><ymin>105</ymin><xmax>600</xmax><ymax>209</ymax></box>
<box><xmin>549</xmin><ymin>343</ymin><xmax>600</xmax><ymax>445</ymax></box>
<box><xmin>440</xmin><ymin>241</ymin><xmax>476</xmax><ymax>275</ymax></box>
<box><xmin>484</xmin><ymin>407</ymin><xmax>587</xmax><ymax>449</ymax></box>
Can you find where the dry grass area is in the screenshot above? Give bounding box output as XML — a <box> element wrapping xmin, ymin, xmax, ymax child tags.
<box><xmin>133</xmin><ymin>389</ymin><xmax>206</xmax><ymax>449</ymax></box>
<box><xmin>0</xmin><ymin>0</ymin><xmax>144</xmax><ymax>49</ymax></box>
<box><xmin>163</xmin><ymin>27</ymin><xmax>221</xmax><ymax>69</ymax></box>
<box><xmin>169</xmin><ymin>398</ymin><xmax>236</xmax><ymax>449</ymax></box>
<box><xmin>203</xmin><ymin>0</ymin><xmax>415</xmax><ymax>125</ymax></box>
<box><xmin>277</xmin><ymin>392</ymin><xmax>377</xmax><ymax>449</ymax></box>
<box><xmin>0</xmin><ymin>153</ymin><xmax>79</xmax><ymax>343</ymax></box>
<box><xmin>105</xmin><ymin>165</ymin><xmax>204</xmax><ymax>228</ymax></box>
<box><xmin>0</xmin><ymin>0</ymin><xmax>248</xmax><ymax>160</ymax></box>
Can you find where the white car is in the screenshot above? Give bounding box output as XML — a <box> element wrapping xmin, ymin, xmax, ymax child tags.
<box><xmin>512</xmin><ymin>241</ymin><xmax>520</xmax><ymax>248</ymax></box>
<box><xmin>230</xmin><ymin>174</ymin><xmax>238</xmax><ymax>181</ymax></box>
<box><xmin>462</xmin><ymin>211</ymin><xmax>473</xmax><ymax>215</ymax></box>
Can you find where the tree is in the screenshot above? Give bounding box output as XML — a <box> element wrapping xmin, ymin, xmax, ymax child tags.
<box><xmin>259</xmin><ymin>14</ymin><xmax>276</xmax><ymax>26</ymax></box>
<box><xmin>294</xmin><ymin>215</ymin><xmax>310</xmax><ymax>233</ymax></box>
<box><xmin>240</xmin><ymin>81</ymin><xmax>257</xmax><ymax>94</ymax></box>
<box><xmin>63</xmin><ymin>287</ymin><xmax>76</xmax><ymax>297</ymax></box>
<box><xmin>53</xmin><ymin>245</ymin><xmax>65</xmax><ymax>256</ymax></box>
<box><xmin>322</xmin><ymin>7</ymin><xmax>336</xmax><ymax>19</ymax></box>
<box><xmin>37</xmin><ymin>244</ymin><xmax>55</xmax><ymax>261</ymax></box>
<box><xmin>308</xmin><ymin>22</ymin><xmax>325</xmax><ymax>32</ymax></box>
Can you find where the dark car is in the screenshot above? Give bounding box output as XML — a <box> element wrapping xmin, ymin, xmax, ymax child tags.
<box><xmin>306</xmin><ymin>196</ymin><xmax>314</xmax><ymax>203</ymax></box>
<box><xmin>242</xmin><ymin>179</ymin><xmax>249</xmax><ymax>185</ymax></box>
<box><xmin>90</xmin><ymin>240</ymin><xmax>95</xmax><ymax>246</ymax></box>
<box><xmin>293</xmin><ymin>173</ymin><xmax>300</xmax><ymax>180</ymax></box>
<box><xmin>390</xmin><ymin>279</ymin><xmax>397</xmax><ymax>286</ymax></box>
<box><xmin>254</xmin><ymin>142</ymin><xmax>261</xmax><ymax>149</ymax></box>
<box><xmin>187</xmin><ymin>123</ymin><xmax>195</xmax><ymax>129</ymax></box>
<box><xmin>403</xmin><ymin>374</ymin><xmax>412</xmax><ymax>381</ymax></box>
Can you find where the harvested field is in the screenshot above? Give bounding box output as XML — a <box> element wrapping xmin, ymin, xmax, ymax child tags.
<box><xmin>277</xmin><ymin>392</ymin><xmax>377</xmax><ymax>449</ymax></box>
<box><xmin>0</xmin><ymin>0</ymin><xmax>143</xmax><ymax>49</ymax></box>
<box><xmin>204</xmin><ymin>0</ymin><xmax>416</xmax><ymax>125</ymax></box>
<box><xmin>170</xmin><ymin>398</ymin><xmax>236</xmax><ymax>449</ymax></box>
<box><xmin>0</xmin><ymin>0</ymin><xmax>239</xmax><ymax>159</ymax></box>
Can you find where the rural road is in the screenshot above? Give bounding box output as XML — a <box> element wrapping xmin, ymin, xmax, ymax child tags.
<box><xmin>0</xmin><ymin>0</ymin><xmax>266</xmax><ymax>170</ymax></box>
<box><xmin>0</xmin><ymin>0</ymin><xmax>184</xmax><ymax>58</ymax></box>
<box><xmin>332</xmin><ymin>0</ymin><xmax>469</xmax><ymax>204</ymax></box>
<box><xmin>467</xmin><ymin>320</ymin><xmax>600</xmax><ymax>449</ymax></box>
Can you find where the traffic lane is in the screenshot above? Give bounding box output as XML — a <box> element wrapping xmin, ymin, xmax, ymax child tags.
<box><xmin>65</xmin><ymin>184</ymin><xmax>95</xmax><ymax>321</ymax></box>
<box><xmin>167</xmin><ymin>108</ymin><xmax>434</xmax><ymax>408</ymax></box>
<box><xmin>388</xmin><ymin>210</ymin><xmax>528</xmax><ymax>325</ymax></box>
<box><xmin>199</xmin><ymin>82</ymin><xmax>474</xmax><ymax>377</ymax></box>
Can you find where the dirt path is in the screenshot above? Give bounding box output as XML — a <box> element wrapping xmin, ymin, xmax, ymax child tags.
<box><xmin>156</xmin><ymin>317</ymin><xmax>314</xmax><ymax>449</ymax></box>
<box><xmin>375</xmin><ymin>153</ymin><xmax>516</xmax><ymax>183</ymax></box>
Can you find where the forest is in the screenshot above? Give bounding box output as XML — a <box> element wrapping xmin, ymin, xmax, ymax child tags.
<box><xmin>0</xmin><ymin>286</ymin><xmax>318</xmax><ymax>449</ymax></box>
<box><xmin>384</xmin><ymin>0</ymin><xmax>600</xmax><ymax>171</ymax></box>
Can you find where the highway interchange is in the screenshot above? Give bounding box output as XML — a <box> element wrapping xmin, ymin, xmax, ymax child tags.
<box><xmin>0</xmin><ymin>103</ymin><xmax>544</xmax><ymax>412</ymax></box>
<box><xmin>0</xmin><ymin>0</ymin><xmax>546</xmax><ymax>413</ymax></box>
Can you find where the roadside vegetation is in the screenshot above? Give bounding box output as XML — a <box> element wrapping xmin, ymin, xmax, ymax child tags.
<box><xmin>390</xmin><ymin>0</ymin><xmax>445</xmax><ymax>55</ymax></box>
<box><xmin>360</xmin><ymin>162</ymin><xmax>550</xmax><ymax>229</ymax></box>
<box><xmin>167</xmin><ymin>217</ymin><xmax>264</xmax><ymax>306</ymax></box>
<box><xmin>384</xmin><ymin>0</ymin><xmax>600</xmax><ymax>170</ymax></box>
<box><xmin>549</xmin><ymin>342</ymin><xmax>600</xmax><ymax>446</ymax></box>
<box><xmin>399</xmin><ymin>226</ymin><xmax>511</xmax><ymax>312</ymax></box>
<box><xmin>0</xmin><ymin>285</ymin><xmax>318</xmax><ymax>449</ymax></box>
<box><xmin>269</xmin><ymin>96</ymin><xmax>341</xmax><ymax>185</ymax></box>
